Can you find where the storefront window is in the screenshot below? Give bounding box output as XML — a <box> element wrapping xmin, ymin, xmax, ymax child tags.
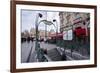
<box><xmin>63</xmin><ymin>29</ymin><xmax>73</xmax><ymax>40</ymax></box>
<box><xmin>67</xmin><ymin>29</ymin><xmax>73</xmax><ymax>40</ymax></box>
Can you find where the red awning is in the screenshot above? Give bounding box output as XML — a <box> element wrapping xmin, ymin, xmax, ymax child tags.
<box><xmin>49</xmin><ymin>33</ymin><xmax>63</xmax><ymax>37</ymax></box>
<box><xmin>57</xmin><ymin>33</ymin><xmax>63</xmax><ymax>37</ymax></box>
<box><xmin>74</xmin><ymin>27</ymin><xmax>86</xmax><ymax>37</ymax></box>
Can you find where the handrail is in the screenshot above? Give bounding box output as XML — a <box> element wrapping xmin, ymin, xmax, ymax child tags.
<box><xmin>44</xmin><ymin>54</ymin><xmax>52</xmax><ymax>61</ymax></box>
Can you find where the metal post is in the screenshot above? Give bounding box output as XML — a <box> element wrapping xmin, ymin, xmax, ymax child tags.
<box><xmin>45</xmin><ymin>12</ymin><xmax>47</xmax><ymax>43</ymax></box>
<box><xmin>45</xmin><ymin>23</ymin><xmax>47</xmax><ymax>42</ymax></box>
<box><xmin>53</xmin><ymin>19</ymin><xmax>58</xmax><ymax>45</ymax></box>
<box><xmin>35</xmin><ymin>14</ymin><xmax>39</xmax><ymax>61</ymax></box>
<box><xmin>35</xmin><ymin>13</ymin><xmax>42</xmax><ymax>61</ymax></box>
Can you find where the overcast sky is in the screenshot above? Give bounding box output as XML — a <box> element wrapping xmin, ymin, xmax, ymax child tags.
<box><xmin>21</xmin><ymin>10</ymin><xmax>60</xmax><ymax>33</ymax></box>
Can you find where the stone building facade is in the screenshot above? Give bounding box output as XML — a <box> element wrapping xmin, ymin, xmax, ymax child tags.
<box><xmin>59</xmin><ymin>12</ymin><xmax>90</xmax><ymax>32</ymax></box>
<box><xmin>59</xmin><ymin>12</ymin><xmax>90</xmax><ymax>40</ymax></box>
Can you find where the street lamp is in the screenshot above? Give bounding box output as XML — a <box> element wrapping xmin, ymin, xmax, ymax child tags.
<box><xmin>53</xmin><ymin>19</ymin><xmax>58</xmax><ymax>33</ymax></box>
<box><xmin>39</xmin><ymin>20</ymin><xmax>54</xmax><ymax>25</ymax></box>
<box><xmin>35</xmin><ymin>13</ymin><xmax>42</xmax><ymax>62</ymax></box>
<box><xmin>53</xmin><ymin>19</ymin><xmax>58</xmax><ymax>44</ymax></box>
<box><xmin>39</xmin><ymin>13</ymin><xmax>42</xmax><ymax>18</ymax></box>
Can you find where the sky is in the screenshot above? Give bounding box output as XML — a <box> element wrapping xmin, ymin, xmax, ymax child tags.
<box><xmin>21</xmin><ymin>10</ymin><xmax>60</xmax><ymax>33</ymax></box>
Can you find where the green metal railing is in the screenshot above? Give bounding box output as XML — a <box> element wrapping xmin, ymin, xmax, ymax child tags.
<box><xmin>37</xmin><ymin>48</ymin><xmax>52</xmax><ymax>62</ymax></box>
<box><xmin>56</xmin><ymin>39</ymin><xmax>90</xmax><ymax>56</ymax></box>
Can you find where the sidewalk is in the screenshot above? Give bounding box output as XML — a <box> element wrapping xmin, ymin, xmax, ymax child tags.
<box><xmin>21</xmin><ymin>41</ymin><xmax>33</xmax><ymax>63</ymax></box>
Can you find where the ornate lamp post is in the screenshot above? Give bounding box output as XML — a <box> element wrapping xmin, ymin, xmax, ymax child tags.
<box><xmin>35</xmin><ymin>13</ymin><xmax>42</xmax><ymax>61</ymax></box>
<box><xmin>35</xmin><ymin>14</ymin><xmax>58</xmax><ymax>61</ymax></box>
<box><xmin>53</xmin><ymin>19</ymin><xmax>58</xmax><ymax>44</ymax></box>
<box><xmin>35</xmin><ymin>13</ymin><xmax>55</xmax><ymax>61</ymax></box>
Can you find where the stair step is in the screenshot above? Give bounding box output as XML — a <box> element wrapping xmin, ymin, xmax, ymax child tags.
<box><xmin>47</xmin><ymin>48</ymin><xmax>62</xmax><ymax>61</ymax></box>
